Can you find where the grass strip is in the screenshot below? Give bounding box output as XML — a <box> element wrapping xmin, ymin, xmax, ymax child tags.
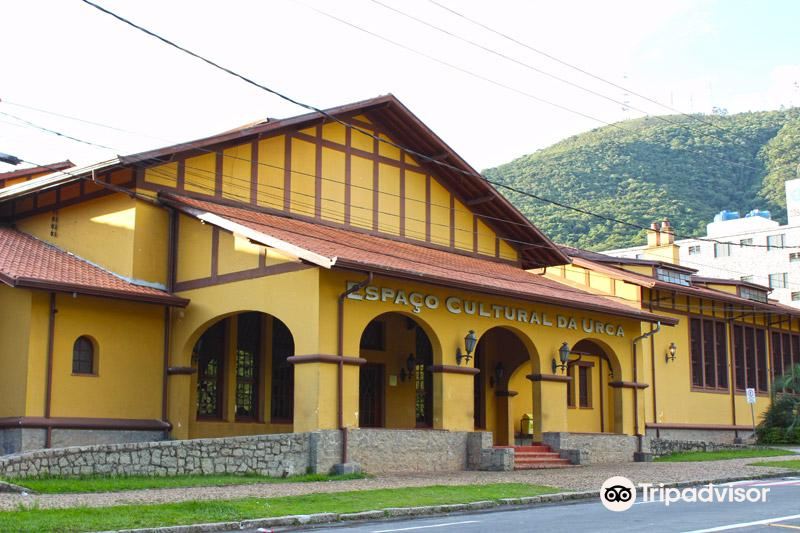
<box><xmin>748</xmin><ymin>459</ymin><xmax>800</xmax><ymax>469</ymax></box>
<box><xmin>0</xmin><ymin>483</ymin><xmax>559</xmax><ymax>532</ymax></box>
<box><xmin>654</xmin><ymin>448</ymin><xmax>795</xmax><ymax>462</ymax></box>
<box><xmin>6</xmin><ymin>472</ymin><xmax>365</xmax><ymax>494</ymax></box>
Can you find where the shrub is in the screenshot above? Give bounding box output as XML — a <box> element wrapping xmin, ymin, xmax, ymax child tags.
<box><xmin>757</xmin><ymin>364</ymin><xmax>800</xmax><ymax>445</ymax></box>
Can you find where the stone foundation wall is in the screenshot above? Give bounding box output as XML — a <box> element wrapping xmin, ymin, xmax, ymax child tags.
<box><xmin>647</xmin><ymin>438</ymin><xmax>748</xmax><ymax>456</ymax></box>
<box><xmin>645</xmin><ymin>427</ymin><xmax>746</xmax><ymax>445</ymax></box>
<box><xmin>0</xmin><ymin>427</ymin><xmax>166</xmax><ymax>456</ymax></box>
<box><xmin>543</xmin><ymin>432</ymin><xmax>639</xmax><ymax>464</ymax></box>
<box><xmin>0</xmin><ymin>429</ymin><xmax>490</xmax><ymax>480</ymax></box>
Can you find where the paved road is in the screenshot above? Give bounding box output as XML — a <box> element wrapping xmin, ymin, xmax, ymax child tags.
<box><xmin>278</xmin><ymin>478</ymin><xmax>800</xmax><ymax>533</ymax></box>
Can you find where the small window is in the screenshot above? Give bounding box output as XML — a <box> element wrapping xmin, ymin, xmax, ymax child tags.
<box><xmin>740</xmin><ymin>286</ymin><xmax>768</xmax><ymax>303</ymax></box>
<box><xmin>792</xmin><ymin>292</ymin><xmax>800</xmax><ymax>302</ymax></box>
<box><xmin>656</xmin><ymin>267</ymin><xmax>691</xmax><ymax>286</ymax></box>
<box><xmin>688</xmin><ymin>245</ymin><xmax>701</xmax><ymax>255</ymax></box>
<box><xmin>769</xmin><ymin>272</ymin><xmax>788</xmax><ymax>289</ymax></box>
<box><xmin>790</xmin><ymin>252</ymin><xmax>800</xmax><ymax>263</ymax></box>
<box><xmin>714</xmin><ymin>242</ymin><xmax>731</xmax><ymax>257</ymax></box>
<box><xmin>578</xmin><ymin>366</ymin><xmax>592</xmax><ymax>408</ymax></box>
<box><xmin>72</xmin><ymin>336</ymin><xmax>96</xmax><ymax>375</ymax></box>
<box><xmin>767</xmin><ymin>234</ymin><xmax>785</xmax><ymax>251</ymax></box>
<box><xmin>740</xmin><ymin>238</ymin><xmax>753</xmax><ymax>247</ymax></box>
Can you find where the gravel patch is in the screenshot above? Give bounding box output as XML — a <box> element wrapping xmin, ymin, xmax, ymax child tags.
<box><xmin>0</xmin><ymin>455</ymin><xmax>796</xmax><ymax>511</ymax></box>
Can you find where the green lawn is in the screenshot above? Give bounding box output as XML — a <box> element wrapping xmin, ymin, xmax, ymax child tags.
<box><xmin>0</xmin><ymin>483</ymin><xmax>559</xmax><ymax>532</ymax></box>
<box><xmin>8</xmin><ymin>472</ymin><xmax>365</xmax><ymax>494</ymax></box>
<box><xmin>654</xmin><ymin>448</ymin><xmax>795</xmax><ymax>462</ymax></box>
<box><xmin>749</xmin><ymin>459</ymin><xmax>800</xmax><ymax>469</ymax></box>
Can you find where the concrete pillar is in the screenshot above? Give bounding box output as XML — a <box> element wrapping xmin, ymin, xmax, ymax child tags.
<box><xmin>432</xmin><ymin>366</ymin><xmax>478</xmax><ymax>431</ymax></box>
<box><xmin>289</xmin><ymin>356</ymin><xmax>363</xmax><ymax>432</ymax></box>
<box><xmin>527</xmin><ymin>373</ymin><xmax>571</xmax><ymax>440</ymax></box>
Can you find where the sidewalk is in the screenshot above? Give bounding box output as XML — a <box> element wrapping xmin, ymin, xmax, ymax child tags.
<box><xmin>1</xmin><ymin>453</ymin><xmax>797</xmax><ymax>511</ymax></box>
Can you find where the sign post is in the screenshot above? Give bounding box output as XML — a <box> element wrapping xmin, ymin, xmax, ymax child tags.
<box><xmin>745</xmin><ymin>388</ymin><xmax>757</xmax><ymax>438</ymax></box>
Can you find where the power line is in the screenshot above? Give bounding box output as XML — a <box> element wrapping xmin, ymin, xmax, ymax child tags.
<box><xmin>0</xmin><ymin>110</ymin><xmax>117</xmax><ymax>151</ymax></box>
<box><xmin>77</xmin><ymin>0</ymin><xmax>800</xmax><ymax>252</ymax></box>
<box><xmin>426</xmin><ymin>0</ymin><xmax>765</xmax><ymax>138</ymax></box>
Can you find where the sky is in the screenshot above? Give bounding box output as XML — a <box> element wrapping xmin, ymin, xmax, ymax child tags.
<box><xmin>1</xmin><ymin>0</ymin><xmax>799</xmax><ymax>174</ymax></box>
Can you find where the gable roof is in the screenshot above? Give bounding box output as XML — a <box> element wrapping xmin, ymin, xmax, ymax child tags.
<box><xmin>121</xmin><ymin>94</ymin><xmax>568</xmax><ymax>269</ymax></box>
<box><xmin>162</xmin><ymin>192</ymin><xmax>676</xmax><ymax>326</ymax></box>
<box><xmin>0</xmin><ymin>227</ymin><xmax>188</xmax><ymax>306</ymax></box>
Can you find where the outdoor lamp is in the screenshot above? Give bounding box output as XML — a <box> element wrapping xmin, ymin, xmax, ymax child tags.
<box><xmin>552</xmin><ymin>342</ymin><xmax>582</xmax><ymax>374</ymax></box>
<box><xmin>665</xmin><ymin>342</ymin><xmax>677</xmax><ymax>363</ymax></box>
<box><xmin>490</xmin><ymin>361</ymin><xmax>505</xmax><ymax>388</ymax></box>
<box><xmin>456</xmin><ymin>330</ymin><xmax>478</xmax><ymax>366</ymax></box>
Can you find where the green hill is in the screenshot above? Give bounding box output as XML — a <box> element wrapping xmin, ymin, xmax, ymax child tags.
<box><xmin>483</xmin><ymin>108</ymin><xmax>800</xmax><ymax>250</ymax></box>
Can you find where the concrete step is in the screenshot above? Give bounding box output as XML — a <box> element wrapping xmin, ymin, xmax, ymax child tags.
<box><xmin>515</xmin><ymin>457</ymin><xmax>571</xmax><ymax>465</ymax></box>
<box><xmin>514</xmin><ymin>451</ymin><xmax>562</xmax><ymax>458</ymax></box>
<box><xmin>514</xmin><ymin>462</ymin><xmax>577</xmax><ymax>470</ymax></box>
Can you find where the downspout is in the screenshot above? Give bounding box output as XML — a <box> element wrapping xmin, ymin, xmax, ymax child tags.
<box><xmin>726</xmin><ymin>310</ymin><xmax>739</xmax><ymax>441</ymax></box>
<box><xmin>161</xmin><ymin>207</ymin><xmax>177</xmax><ymax>439</ymax></box>
<box><xmin>161</xmin><ymin>305</ymin><xmax>171</xmax><ymax>439</ymax></box>
<box><xmin>633</xmin><ymin>321</ymin><xmax>661</xmax><ymax>452</ymax></box>
<box><xmin>337</xmin><ymin>272</ymin><xmax>373</xmax><ymax>464</ymax></box>
<box><xmin>44</xmin><ymin>292</ymin><xmax>57</xmax><ymax>448</ymax></box>
<box><xmin>648</xmin><ymin>297</ymin><xmax>659</xmax><ymax>438</ymax></box>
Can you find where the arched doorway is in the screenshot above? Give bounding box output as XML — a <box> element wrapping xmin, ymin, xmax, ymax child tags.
<box><xmin>358</xmin><ymin>313</ymin><xmax>434</xmax><ymax>428</ymax></box>
<box><xmin>565</xmin><ymin>339</ymin><xmax>619</xmax><ymax>434</ymax></box>
<box><xmin>473</xmin><ymin>327</ymin><xmax>531</xmax><ymax>445</ymax></box>
<box><xmin>191</xmin><ymin>312</ymin><xmax>295</xmax><ymax>432</ymax></box>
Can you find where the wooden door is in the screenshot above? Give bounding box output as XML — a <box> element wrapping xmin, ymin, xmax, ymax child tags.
<box><xmin>359</xmin><ymin>363</ymin><xmax>384</xmax><ymax>428</ymax></box>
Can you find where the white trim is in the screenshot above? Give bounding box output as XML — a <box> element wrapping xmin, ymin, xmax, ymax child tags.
<box><xmin>196</xmin><ymin>212</ymin><xmax>336</xmax><ymax>269</ymax></box>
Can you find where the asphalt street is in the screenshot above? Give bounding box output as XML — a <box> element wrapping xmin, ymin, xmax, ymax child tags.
<box><xmin>274</xmin><ymin>478</ymin><xmax>800</xmax><ymax>533</ymax></box>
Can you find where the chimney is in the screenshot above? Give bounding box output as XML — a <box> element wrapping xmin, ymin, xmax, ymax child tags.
<box><xmin>646</xmin><ymin>222</ymin><xmax>661</xmax><ymax>247</ymax></box>
<box><xmin>643</xmin><ymin>218</ymin><xmax>680</xmax><ymax>265</ymax></box>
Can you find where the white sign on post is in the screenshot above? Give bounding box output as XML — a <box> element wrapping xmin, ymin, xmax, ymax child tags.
<box><xmin>745</xmin><ymin>388</ymin><xmax>757</xmax><ymax>438</ymax></box>
<box><xmin>745</xmin><ymin>388</ymin><xmax>757</xmax><ymax>404</ymax></box>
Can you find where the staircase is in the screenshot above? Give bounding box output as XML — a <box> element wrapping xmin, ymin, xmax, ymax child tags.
<box><xmin>499</xmin><ymin>444</ymin><xmax>573</xmax><ymax>469</ymax></box>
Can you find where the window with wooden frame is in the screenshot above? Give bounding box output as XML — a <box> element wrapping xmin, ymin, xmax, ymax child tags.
<box><xmin>733</xmin><ymin>324</ymin><xmax>768</xmax><ymax>393</ymax></box>
<box><xmin>235</xmin><ymin>312</ymin><xmax>262</xmax><ymax>421</ymax></box>
<box><xmin>195</xmin><ymin>320</ymin><xmax>227</xmax><ymax>419</ymax></box>
<box><xmin>772</xmin><ymin>331</ymin><xmax>799</xmax><ymax>385</ymax></box>
<box><xmin>72</xmin><ymin>336</ymin><xmax>96</xmax><ymax>375</ymax></box>
<box><xmin>566</xmin><ymin>365</ymin><xmax>575</xmax><ymax>407</ymax></box>
<box><xmin>270</xmin><ymin>318</ymin><xmax>295</xmax><ymax>423</ymax></box>
<box><xmin>578</xmin><ymin>365</ymin><xmax>592</xmax><ymax>408</ymax></box>
<box><xmin>690</xmin><ymin>318</ymin><xmax>729</xmax><ymax>390</ymax></box>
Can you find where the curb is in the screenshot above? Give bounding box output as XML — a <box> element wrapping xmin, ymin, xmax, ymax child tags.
<box><xmin>95</xmin><ymin>472</ymin><xmax>791</xmax><ymax>533</ymax></box>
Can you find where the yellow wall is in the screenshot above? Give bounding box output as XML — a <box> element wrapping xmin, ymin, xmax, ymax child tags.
<box><xmin>140</xmin><ymin>123</ymin><xmax>519</xmax><ymax>262</ymax></box>
<box><xmin>0</xmin><ymin>286</ymin><xmax>32</xmax><ymax>417</ymax></box>
<box><xmin>48</xmin><ymin>293</ymin><xmax>165</xmax><ymax>419</ymax></box>
<box><xmin>15</xmin><ymin>194</ymin><xmax>169</xmax><ymax>287</ymax></box>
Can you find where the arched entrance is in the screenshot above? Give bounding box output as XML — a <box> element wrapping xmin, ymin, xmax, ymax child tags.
<box><xmin>190</xmin><ymin>311</ymin><xmax>295</xmax><ymax>435</ymax></box>
<box><xmin>473</xmin><ymin>327</ymin><xmax>531</xmax><ymax>445</ymax></box>
<box><xmin>565</xmin><ymin>339</ymin><xmax>619</xmax><ymax>434</ymax></box>
<box><xmin>358</xmin><ymin>313</ymin><xmax>434</xmax><ymax>428</ymax></box>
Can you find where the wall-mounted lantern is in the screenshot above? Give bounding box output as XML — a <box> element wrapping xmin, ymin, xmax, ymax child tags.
<box><xmin>552</xmin><ymin>342</ymin><xmax>582</xmax><ymax>374</ymax></box>
<box><xmin>455</xmin><ymin>330</ymin><xmax>478</xmax><ymax>366</ymax></box>
<box><xmin>665</xmin><ymin>342</ymin><xmax>677</xmax><ymax>363</ymax></box>
<box><xmin>490</xmin><ymin>361</ymin><xmax>505</xmax><ymax>388</ymax></box>
<box><xmin>400</xmin><ymin>353</ymin><xmax>416</xmax><ymax>382</ymax></box>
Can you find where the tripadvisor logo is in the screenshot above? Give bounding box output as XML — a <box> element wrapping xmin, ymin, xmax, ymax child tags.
<box><xmin>600</xmin><ymin>476</ymin><xmax>637</xmax><ymax>512</ymax></box>
<box><xmin>600</xmin><ymin>476</ymin><xmax>771</xmax><ymax>511</ymax></box>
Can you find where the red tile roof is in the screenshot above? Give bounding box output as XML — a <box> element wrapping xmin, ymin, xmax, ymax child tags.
<box><xmin>163</xmin><ymin>193</ymin><xmax>675</xmax><ymax>325</ymax></box>
<box><xmin>0</xmin><ymin>227</ymin><xmax>188</xmax><ymax>306</ymax></box>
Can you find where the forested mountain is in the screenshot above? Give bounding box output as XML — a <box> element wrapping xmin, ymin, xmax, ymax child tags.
<box><xmin>483</xmin><ymin>108</ymin><xmax>800</xmax><ymax>250</ymax></box>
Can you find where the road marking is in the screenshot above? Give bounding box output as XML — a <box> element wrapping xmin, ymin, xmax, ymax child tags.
<box><xmin>683</xmin><ymin>514</ymin><xmax>800</xmax><ymax>532</ymax></box>
<box><xmin>372</xmin><ymin>520</ymin><xmax>480</xmax><ymax>532</ymax></box>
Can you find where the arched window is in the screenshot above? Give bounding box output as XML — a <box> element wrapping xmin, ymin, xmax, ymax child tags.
<box><xmin>72</xmin><ymin>336</ymin><xmax>95</xmax><ymax>375</ymax></box>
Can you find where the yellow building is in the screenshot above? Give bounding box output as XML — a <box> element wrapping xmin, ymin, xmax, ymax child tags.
<box><xmin>0</xmin><ymin>96</ymin><xmax>794</xmax><ymax>461</ymax></box>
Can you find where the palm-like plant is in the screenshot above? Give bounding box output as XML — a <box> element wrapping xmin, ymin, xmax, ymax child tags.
<box><xmin>757</xmin><ymin>364</ymin><xmax>800</xmax><ymax>444</ymax></box>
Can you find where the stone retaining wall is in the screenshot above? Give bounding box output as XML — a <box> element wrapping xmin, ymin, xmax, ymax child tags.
<box><xmin>0</xmin><ymin>429</ymin><xmax>489</xmax><ymax>480</ymax></box>
<box><xmin>648</xmin><ymin>438</ymin><xmax>748</xmax><ymax>456</ymax></box>
<box><xmin>542</xmin><ymin>432</ymin><xmax>639</xmax><ymax>464</ymax></box>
